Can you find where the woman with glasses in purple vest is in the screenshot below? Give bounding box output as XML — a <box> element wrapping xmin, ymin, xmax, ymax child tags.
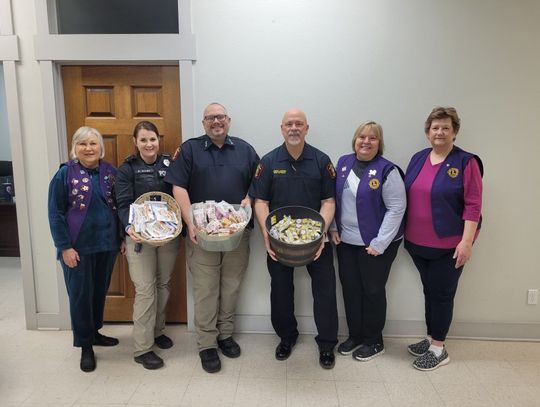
<box><xmin>48</xmin><ymin>126</ymin><xmax>122</xmax><ymax>373</ymax></box>
<box><xmin>330</xmin><ymin>121</ymin><xmax>406</xmax><ymax>362</ymax></box>
<box><xmin>404</xmin><ymin>107</ymin><xmax>483</xmax><ymax>371</ymax></box>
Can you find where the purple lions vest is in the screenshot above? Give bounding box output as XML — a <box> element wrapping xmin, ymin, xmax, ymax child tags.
<box><xmin>66</xmin><ymin>160</ymin><xmax>117</xmax><ymax>244</ymax></box>
<box><xmin>335</xmin><ymin>154</ymin><xmax>403</xmax><ymax>244</ymax></box>
<box><xmin>404</xmin><ymin>146</ymin><xmax>483</xmax><ymax>238</ymax></box>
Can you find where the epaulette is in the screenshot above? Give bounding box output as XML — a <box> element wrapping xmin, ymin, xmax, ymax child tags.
<box><xmin>124</xmin><ymin>154</ymin><xmax>137</xmax><ymax>163</ymax></box>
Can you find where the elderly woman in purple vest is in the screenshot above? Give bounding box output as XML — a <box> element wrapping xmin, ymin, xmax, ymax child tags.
<box><xmin>404</xmin><ymin>107</ymin><xmax>483</xmax><ymax>371</ymax></box>
<box><xmin>48</xmin><ymin>126</ymin><xmax>122</xmax><ymax>372</ymax></box>
<box><xmin>329</xmin><ymin>121</ymin><xmax>406</xmax><ymax>362</ymax></box>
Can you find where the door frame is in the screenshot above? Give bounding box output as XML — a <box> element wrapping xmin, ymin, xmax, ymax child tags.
<box><xmin>19</xmin><ymin>0</ymin><xmax>197</xmax><ymax>330</ymax></box>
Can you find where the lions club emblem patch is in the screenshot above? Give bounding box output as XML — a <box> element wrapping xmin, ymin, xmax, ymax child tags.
<box><xmin>368</xmin><ymin>179</ymin><xmax>380</xmax><ymax>189</ymax></box>
<box><xmin>447</xmin><ymin>167</ymin><xmax>459</xmax><ymax>178</ymax></box>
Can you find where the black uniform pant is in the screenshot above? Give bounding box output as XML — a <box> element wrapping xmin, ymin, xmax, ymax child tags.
<box><xmin>60</xmin><ymin>250</ymin><xmax>117</xmax><ymax>347</ymax></box>
<box><xmin>267</xmin><ymin>243</ymin><xmax>338</xmax><ymax>351</ymax></box>
<box><xmin>336</xmin><ymin>239</ymin><xmax>401</xmax><ymax>346</ymax></box>
<box><xmin>405</xmin><ymin>241</ymin><xmax>464</xmax><ymax>342</ymax></box>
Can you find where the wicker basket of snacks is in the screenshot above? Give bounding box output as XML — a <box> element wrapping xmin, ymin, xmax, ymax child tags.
<box><xmin>129</xmin><ymin>191</ymin><xmax>182</xmax><ymax>246</ymax></box>
<box><xmin>190</xmin><ymin>200</ymin><xmax>252</xmax><ymax>252</ymax></box>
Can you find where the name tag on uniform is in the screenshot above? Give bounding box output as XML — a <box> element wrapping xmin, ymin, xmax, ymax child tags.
<box><xmin>135</xmin><ymin>169</ymin><xmax>153</xmax><ymax>174</ymax></box>
<box><xmin>273</xmin><ymin>169</ymin><xmax>287</xmax><ymax>175</ymax></box>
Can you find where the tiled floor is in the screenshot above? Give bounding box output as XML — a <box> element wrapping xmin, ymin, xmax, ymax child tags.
<box><xmin>1</xmin><ymin>257</ymin><xmax>539</xmax><ymax>406</ymax></box>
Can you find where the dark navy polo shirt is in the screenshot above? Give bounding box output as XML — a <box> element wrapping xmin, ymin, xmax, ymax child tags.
<box><xmin>250</xmin><ymin>143</ymin><xmax>336</xmax><ymax>212</ymax></box>
<box><xmin>165</xmin><ymin>134</ymin><xmax>259</xmax><ymax>204</ymax></box>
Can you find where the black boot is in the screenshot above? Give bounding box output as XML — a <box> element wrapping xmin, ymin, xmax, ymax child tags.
<box><xmin>80</xmin><ymin>346</ymin><xmax>96</xmax><ymax>372</ymax></box>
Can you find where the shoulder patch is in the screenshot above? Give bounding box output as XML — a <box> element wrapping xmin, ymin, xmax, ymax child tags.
<box><xmin>326</xmin><ymin>162</ymin><xmax>336</xmax><ymax>179</ymax></box>
<box><xmin>172</xmin><ymin>146</ymin><xmax>181</xmax><ymax>161</ymax></box>
<box><xmin>255</xmin><ymin>163</ymin><xmax>264</xmax><ymax>179</ymax></box>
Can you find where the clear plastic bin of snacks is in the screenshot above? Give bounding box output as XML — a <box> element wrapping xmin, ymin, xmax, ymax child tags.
<box><xmin>189</xmin><ymin>200</ymin><xmax>252</xmax><ymax>252</ymax></box>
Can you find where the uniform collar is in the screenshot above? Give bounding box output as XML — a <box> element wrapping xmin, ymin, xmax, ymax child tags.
<box><xmin>277</xmin><ymin>142</ymin><xmax>314</xmax><ymax>162</ymax></box>
<box><xmin>202</xmin><ymin>134</ymin><xmax>235</xmax><ymax>150</ymax></box>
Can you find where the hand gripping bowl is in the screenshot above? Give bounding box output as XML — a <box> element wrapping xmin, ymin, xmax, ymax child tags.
<box><xmin>265</xmin><ymin>206</ymin><xmax>325</xmax><ymax>267</ymax></box>
<box><xmin>132</xmin><ymin>191</ymin><xmax>182</xmax><ymax>246</ymax></box>
<box><xmin>190</xmin><ymin>204</ymin><xmax>252</xmax><ymax>252</ymax></box>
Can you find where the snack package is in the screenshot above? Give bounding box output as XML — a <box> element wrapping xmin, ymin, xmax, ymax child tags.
<box><xmin>192</xmin><ymin>200</ymin><xmax>249</xmax><ymax>237</ymax></box>
<box><xmin>269</xmin><ymin>215</ymin><xmax>322</xmax><ymax>244</ymax></box>
<box><xmin>128</xmin><ymin>200</ymin><xmax>179</xmax><ymax>240</ymax></box>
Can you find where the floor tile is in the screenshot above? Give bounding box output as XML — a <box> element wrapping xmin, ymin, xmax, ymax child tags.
<box><xmin>332</xmin><ymin>354</ymin><xmax>384</xmax><ymax>382</ymax></box>
<box><xmin>335</xmin><ymin>381</ymin><xmax>392</xmax><ymax>407</ymax></box>
<box><xmin>77</xmin><ymin>374</ymin><xmax>142</xmax><ymax>404</ymax></box>
<box><xmin>128</xmin><ymin>375</ymin><xmax>189</xmax><ymax>406</ymax></box>
<box><xmin>286</xmin><ymin>379</ymin><xmax>339</xmax><ymax>407</ymax></box>
<box><xmin>464</xmin><ymin>360</ymin><xmax>523</xmax><ymax>385</ymax></box>
<box><xmin>179</xmin><ymin>376</ymin><xmax>238</xmax><ymax>407</ymax></box>
<box><xmin>484</xmin><ymin>384</ymin><xmax>540</xmax><ymax>407</ymax></box>
<box><xmin>238</xmin><ymin>351</ymin><xmax>287</xmax><ymax>379</ymax></box>
<box><xmin>233</xmin><ymin>377</ymin><xmax>286</xmax><ymax>407</ymax></box>
<box><xmin>435</xmin><ymin>383</ymin><xmax>496</xmax><ymax>407</ymax></box>
<box><xmin>384</xmin><ymin>380</ymin><xmax>444</xmax><ymax>407</ymax></box>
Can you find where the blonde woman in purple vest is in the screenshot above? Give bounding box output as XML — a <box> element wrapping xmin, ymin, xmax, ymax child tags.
<box><xmin>330</xmin><ymin>121</ymin><xmax>406</xmax><ymax>362</ymax></box>
<box><xmin>48</xmin><ymin>126</ymin><xmax>122</xmax><ymax>372</ymax></box>
<box><xmin>404</xmin><ymin>107</ymin><xmax>483</xmax><ymax>371</ymax></box>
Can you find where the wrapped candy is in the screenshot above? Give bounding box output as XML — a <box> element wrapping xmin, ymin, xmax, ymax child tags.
<box><xmin>269</xmin><ymin>215</ymin><xmax>322</xmax><ymax>244</ymax></box>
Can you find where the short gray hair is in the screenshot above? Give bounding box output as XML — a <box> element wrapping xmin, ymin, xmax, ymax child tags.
<box><xmin>70</xmin><ymin>126</ymin><xmax>105</xmax><ymax>160</ymax></box>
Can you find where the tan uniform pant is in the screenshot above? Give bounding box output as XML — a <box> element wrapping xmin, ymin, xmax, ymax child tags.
<box><xmin>187</xmin><ymin>229</ymin><xmax>251</xmax><ymax>351</ymax></box>
<box><xmin>126</xmin><ymin>236</ymin><xmax>180</xmax><ymax>356</ymax></box>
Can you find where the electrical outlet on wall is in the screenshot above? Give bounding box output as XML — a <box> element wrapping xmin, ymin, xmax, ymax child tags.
<box><xmin>527</xmin><ymin>289</ymin><xmax>538</xmax><ymax>305</ymax></box>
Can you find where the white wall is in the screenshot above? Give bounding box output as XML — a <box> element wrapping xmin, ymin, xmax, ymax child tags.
<box><xmin>192</xmin><ymin>0</ymin><xmax>540</xmax><ymax>336</ymax></box>
<box><xmin>0</xmin><ymin>64</ymin><xmax>11</xmax><ymax>160</ymax></box>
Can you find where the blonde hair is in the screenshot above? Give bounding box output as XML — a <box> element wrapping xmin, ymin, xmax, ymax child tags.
<box><xmin>70</xmin><ymin>126</ymin><xmax>105</xmax><ymax>160</ymax></box>
<box><xmin>352</xmin><ymin>121</ymin><xmax>384</xmax><ymax>156</ymax></box>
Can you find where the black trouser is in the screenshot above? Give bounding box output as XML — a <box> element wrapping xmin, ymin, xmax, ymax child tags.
<box><xmin>60</xmin><ymin>250</ymin><xmax>117</xmax><ymax>347</ymax></box>
<box><xmin>267</xmin><ymin>243</ymin><xmax>338</xmax><ymax>351</ymax></box>
<box><xmin>405</xmin><ymin>241</ymin><xmax>464</xmax><ymax>342</ymax></box>
<box><xmin>336</xmin><ymin>239</ymin><xmax>401</xmax><ymax>346</ymax></box>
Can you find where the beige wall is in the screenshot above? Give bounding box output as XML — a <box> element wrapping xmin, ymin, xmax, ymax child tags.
<box><xmin>7</xmin><ymin>0</ymin><xmax>540</xmax><ymax>337</ymax></box>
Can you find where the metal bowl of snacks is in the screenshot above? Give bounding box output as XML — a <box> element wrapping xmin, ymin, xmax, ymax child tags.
<box><xmin>265</xmin><ymin>206</ymin><xmax>325</xmax><ymax>267</ymax></box>
<box><xmin>190</xmin><ymin>201</ymin><xmax>252</xmax><ymax>252</ymax></box>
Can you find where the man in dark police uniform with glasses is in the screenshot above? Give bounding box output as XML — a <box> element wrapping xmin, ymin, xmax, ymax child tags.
<box><xmin>165</xmin><ymin>103</ymin><xmax>259</xmax><ymax>373</ymax></box>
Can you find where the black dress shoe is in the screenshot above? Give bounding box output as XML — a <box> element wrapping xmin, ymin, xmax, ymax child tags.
<box><xmin>80</xmin><ymin>346</ymin><xmax>96</xmax><ymax>372</ymax></box>
<box><xmin>94</xmin><ymin>331</ymin><xmax>119</xmax><ymax>347</ymax></box>
<box><xmin>199</xmin><ymin>348</ymin><xmax>221</xmax><ymax>373</ymax></box>
<box><xmin>154</xmin><ymin>334</ymin><xmax>174</xmax><ymax>349</ymax></box>
<box><xmin>218</xmin><ymin>337</ymin><xmax>241</xmax><ymax>358</ymax></box>
<box><xmin>319</xmin><ymin>350</ymin><xmax>335</xmax><ymax>369</ymax></box>
<box><xmin>134</xmin><ymin>351</ymin><xmax>164</xmax><ymax>370</ymax></box>
<box><xmin>275</xmin><ymin>340</ymin><xmax>295</xmax><ymax>361</ymax></box>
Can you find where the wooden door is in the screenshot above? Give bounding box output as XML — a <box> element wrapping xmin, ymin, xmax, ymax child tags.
<box><xmin>61</xmin><ymin>65</ymin><xmax>186</xmax><ymax>322</ymax></box>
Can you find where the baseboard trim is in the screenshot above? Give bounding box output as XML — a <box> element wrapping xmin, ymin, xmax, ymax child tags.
<box><xmin>31</xmin><ymin>312</ymin><xmax>540</xmax><ymax>341</ymax></box>
<box><xmin>234</xmin><ymin>315</ymin><xmax>540</xmax><ymax>342</ymax></box>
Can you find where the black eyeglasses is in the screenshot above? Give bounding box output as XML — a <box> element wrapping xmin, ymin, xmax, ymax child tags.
<box><xmin>204</xmin><ymin>114</ymin><xmax>228</xmax><ymax>122</ymax></box>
